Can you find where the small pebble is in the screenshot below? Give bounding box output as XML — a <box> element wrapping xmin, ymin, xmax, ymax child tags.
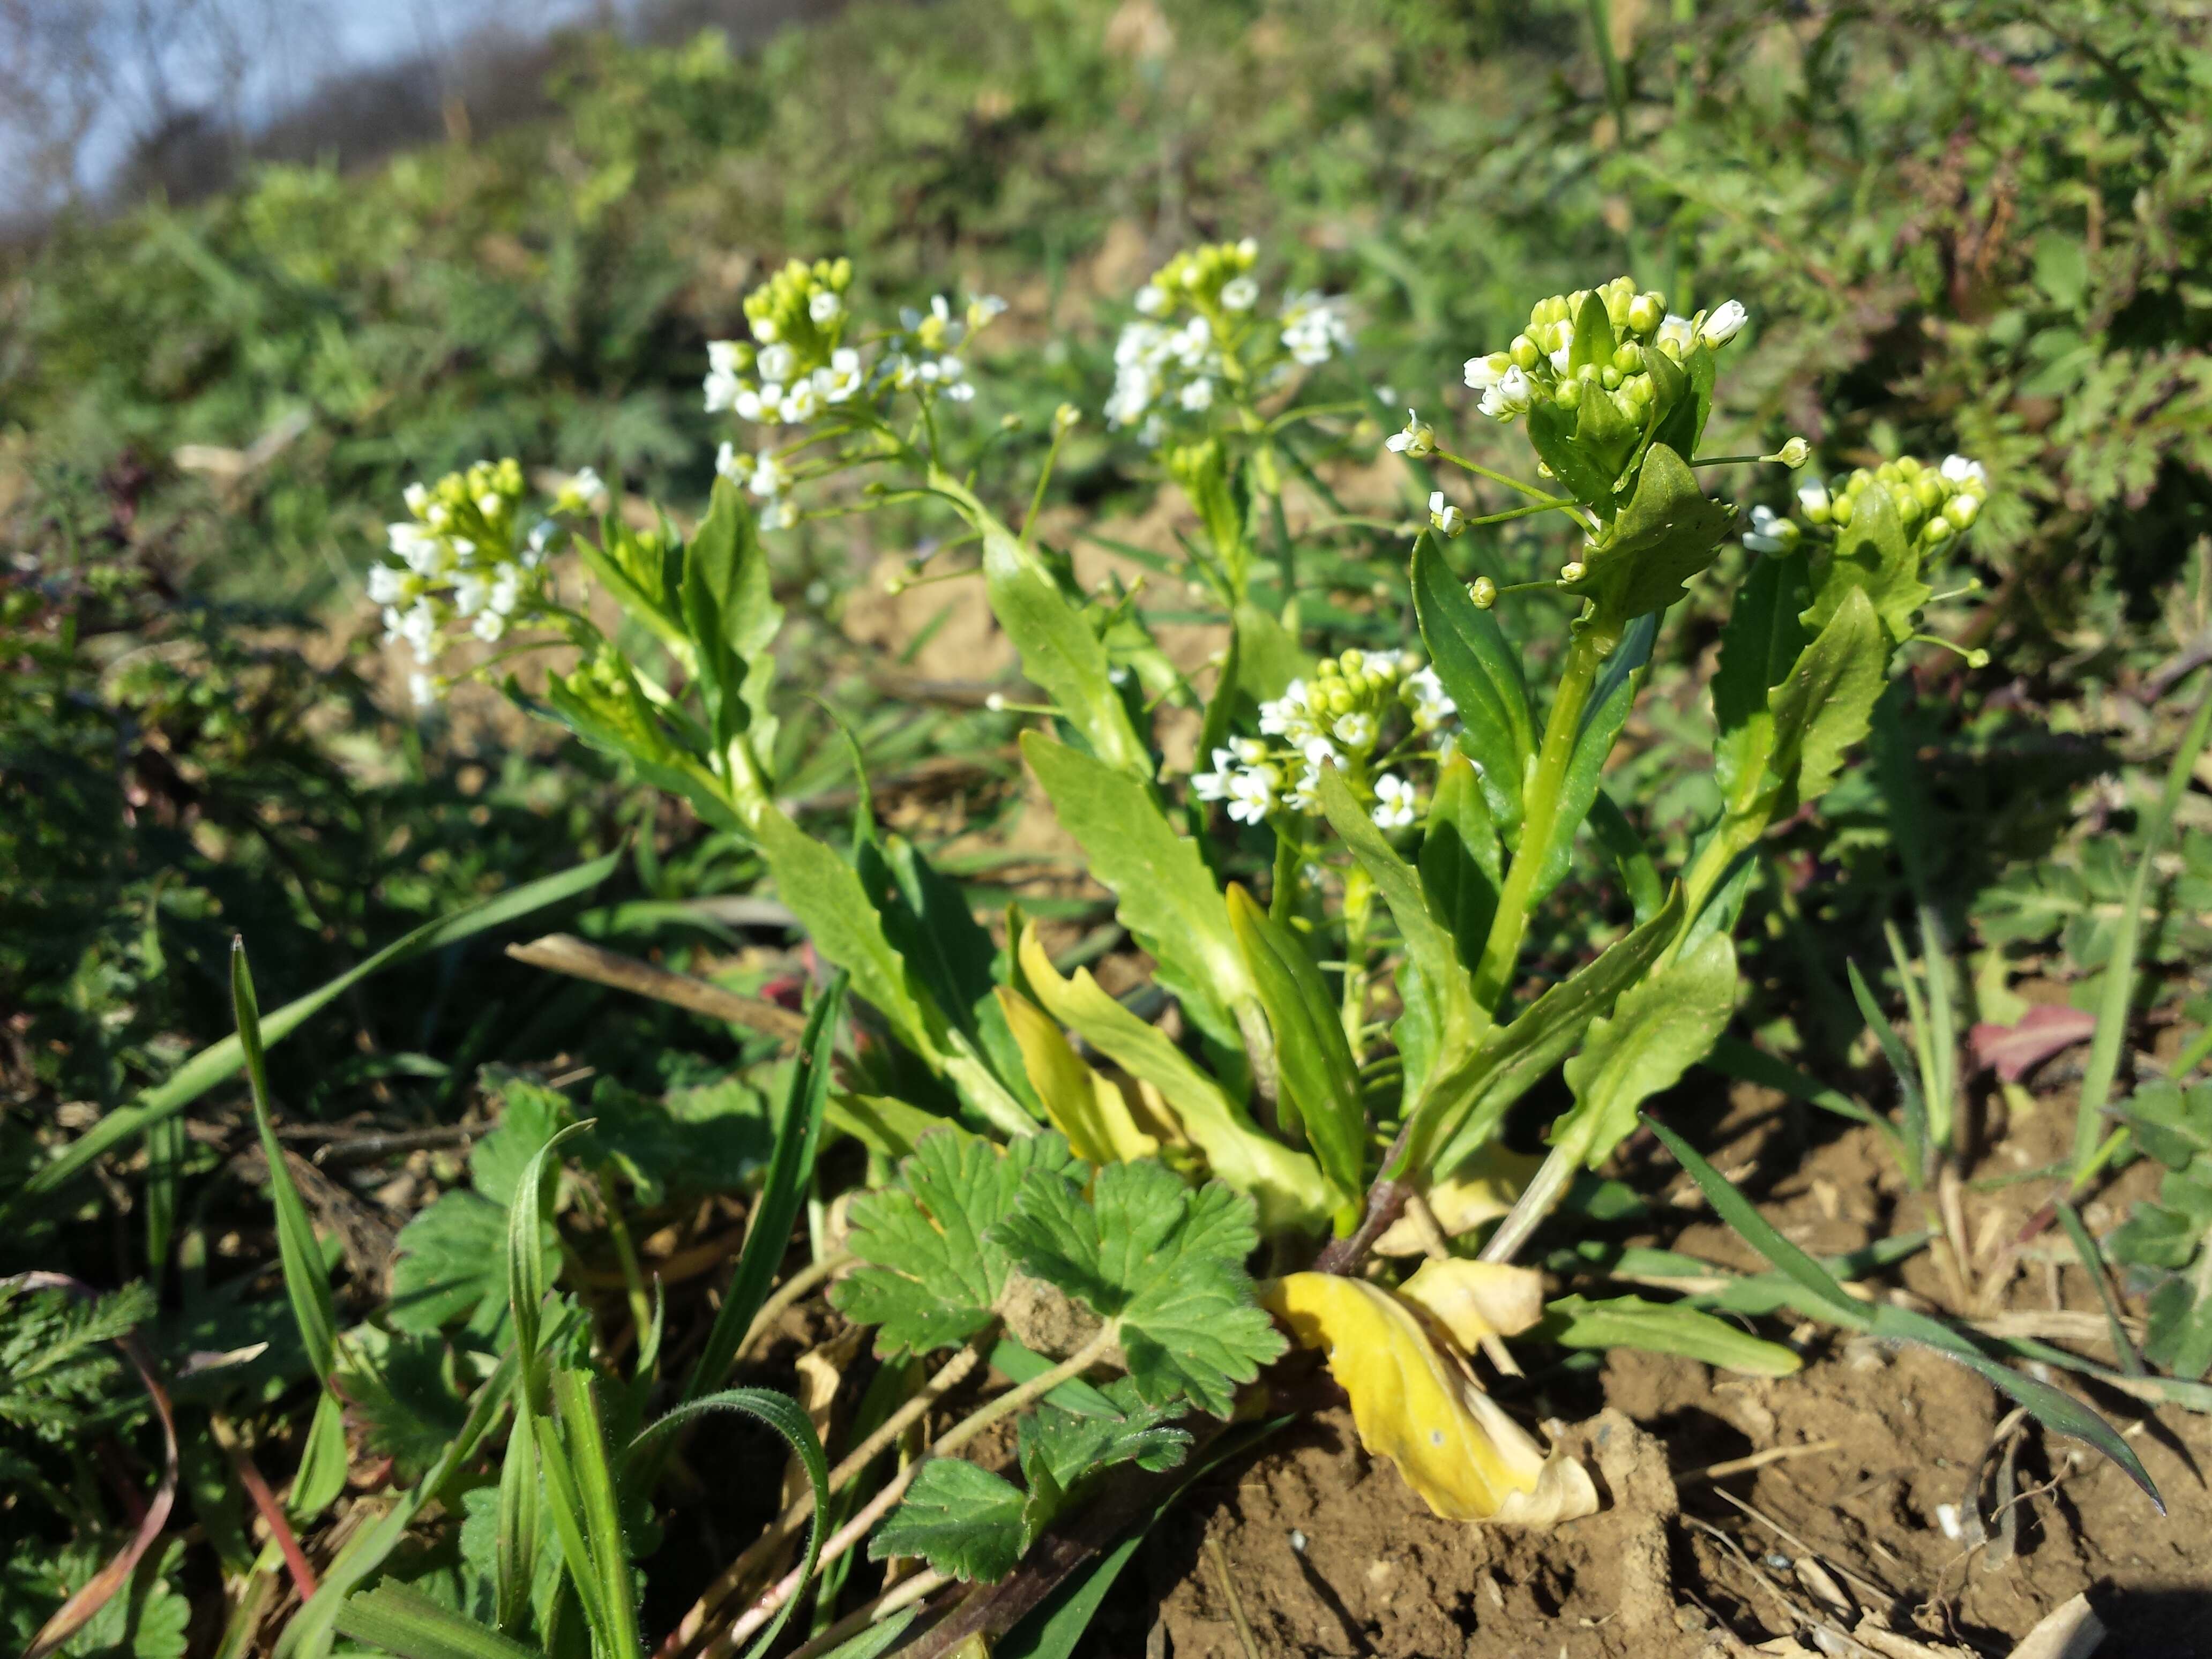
<box><xmin>1289</xmin><ymin>1529</ymin><xmax>1307</xmax><ymax>1554</ymax></box>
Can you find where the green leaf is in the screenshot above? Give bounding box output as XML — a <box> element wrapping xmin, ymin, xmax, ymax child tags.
<box><xmin>1803</xmin><ymin>480</ymin><xmax>1929</xmax><ymax>646</ymax></box>
<box><xmin>1849</xmin><ymin>958</ymin><xmax>1928</xmax><ymax>1186</ymax></box>
<box><xmin>1765</xmin><ymin>587</ymin><xmax>1885</xmax><ymax>816</ymax></box>
<box><xmin>1525</xmin><ymin>400</ymin><xmax>1616</xmax><ymax>506</ymax></box>
<box><xmin>982</xmin><ymin>519</ymin><xmax>1149</xmax><ymax>777</ymax></box>
<box><xmin>627</xmin><ymin>1388</ymin><xmax>829</xmax><ymax>1659</ymax></box>
<box><xmin>1552</xmin><ymin>934</ymin><xmax>1736</xmax><ymax>1169</ymax></box>
<box><xmin>1018</xmin><ymin>1374</ymin><xmax>1193</xmax><ymax>1484</ymax></box>
<box><xmin>9</xmin><ymin>850</ymin><xmax>621</xmax><ymax>1214</ymax></box>
<box><xmin>1167</xmin><ymin>440</ymin><xmax>1250</xmax><ymax>596</ymax></box>
<box><xmin>334</xmin><ymin>1583</ymin><xmax>544</xmax><ymax>1659</ymax></box>
<box><xmin>990</xmin><ymin>1159</ymin><xmax>1286</xmax><ymax>1417</ymax></box>
<box><xmin>2112</xmin><ymin>1081</ymin><xmax>2212</xmax><ymax>1171</ymax></box>
<box><xmin>1712</xmin><ymin>552</ymin><xmax>1811</xmax><ymax>801</ymax></box>
<box><xmin>2144</xmin><ymin>1269</ymin><xmax>2212</xmax><ymax>1381</ymax></box>
<box><xmin>833</xmin><ymin>1131</ymin><xmax>1079</xmax><ymax>1355</ymax></box>
<box><xmin>575</xmin><ymin>517</ymin><xmax>685</xmax><ymax>652</ymax></box>
<box><xmin>1227</xmin><ymin>885</ymin><xmax>1365</xmax><ymax>1206</ymax></box>
<box><xmin>1568</xmin><ymin>290</ymin><xmax>1616</xmax><ymax>375</ymax></box>
<box><xmin>683</xmin><ymin>975</ymin><xmax>842</xmax><ymax>1400</ymax></box>
<box><xmin>230</xmin><ymin>941</ymin><xmax>340</xmax><ymax>1388</ymax></box>
<box><xmin>1411</xmin><ymin>535</ymin><xmax>1533</xmax><ymax>838</ymax></box>
<box><xmin>685</xmin><ymin>475</ymin><xmax>782</xmax><ymax>665</ymax></box>
<box><xmin>1537</xmin><ymin>1295</ymin><xmax>1801</xmax><ymax>1377</ymax></box>
<box><xmin>389</xmin><ymin>1192</ymin><xmax>552</xmax><ymax>1338</ymax></box>
<box><xmin>579</xmin><ymin>1074</ymin><xmax>772</xmax><ymax>1207</ymax></box>
<box><xmin>1018</xmin><ymin>928</ymin><xmax>1328</xmax><ymax>1232</ymax></box>
<box><xmin>1561</xmin><ymin>445</ymin><xmax>1735</xmax><ymax>626</ymax></box>
<box><xmin>1528</xmin><ymin>646</ymin><xmax>1638</xmax><ymax>903</ymax></box>
<box><xmin>1409</xmin><ymin>890</ymin><xmax>1684</xmax><ymax>1177</ymax></box>
<box><xmin>1022</xmin><ymin>731</ymin><xmax>1252</xmax><ymax>1048</ymax></box>
<box><xmin>1586</xmin><ymin>790</ymin><xmax>1662</xmax><ymax>924</ymax></box>
<box><xmin>868</xmin><ymin>1457</ymin><xmax>1027</xmax><ymax>1583</ymax></box>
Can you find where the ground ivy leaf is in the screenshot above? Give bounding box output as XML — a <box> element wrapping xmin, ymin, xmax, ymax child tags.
<box><xmin>866</xmin><ymin>1457</ymin><xmax>1026</xmax><ymax>1583</ymax></box>
<box><xmin>390</xmin><ymin>1190</ymin><xmax>551</xmax><ymax>1337</ymax></box>
<box><xmin>832</xmin><ymin>1131</ymin><xmax>1078</xmax><ymax>1356</ymax></box>
<box><xmin>989</xmin><ymin>1159</ymin><xmax>1284</xmax><ymax>1417</ymax></box>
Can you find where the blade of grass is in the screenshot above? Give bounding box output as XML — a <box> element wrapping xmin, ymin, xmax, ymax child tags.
<box><xmin>551</xmin><ymin>1370</ymin><xmax>644</xmax><ymax>1659</ymax></box>
<box><xmin>1703</xmin><ymin>1035</ymin><xmax>1897</xmax><ymax>1142</ymax></box>
<box><xmin>2054</xmin><ymin>1200</ymin><xmax>2147</xmax><ymax>1378</ymax></box>
<box><xmin>1848</xmin><ymin>959</ymin><xmax>1927</xmax><ymax>1189</ymax></box>
<box><xmin>682</xmin><ymin>973</ymin><xmax>846</xmax><ymax>1403</ymax></box>
<box><xmin>1644</xmin><ymin>1114</ymin><xmax>2162</xmax><ymax>1511</ymax></box>
<box><xmin>2073</xmin><ymin>687</ymin><xmax>2212</xmax><ymax>1176</ymax></box>
<box><xmin>631</xmin><ymin>1389</ymin><xmax>831</xmax><ymax>1659</ymax></box>
<box><xmin>10</xmin><ymin>849</ymin><xmax>620</xmax><ymax>1214</ymax></box>
<box><xmin>335</xmin><ymin>1583</ymin><xmax>545</xmax><ymax>1659</ymax></box>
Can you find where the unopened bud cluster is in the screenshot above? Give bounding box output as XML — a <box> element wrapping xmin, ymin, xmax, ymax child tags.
<box><xmin>1752</xmin><ymin>452</ymin><xmax>1988</xmax><ymax>556</ymax></box>
<box><xmin>1463</xmin><ymin>275</ymin><xmax>1747</xmax><ymax>427</ymax></box>
<box><xmin>372</xmin><ymin>458</ymin><xmax>564</xmax><ymax>706</ymax></box>
<box><xmin>1195</xmin><ymin>649</ymin><xmax>1458</xmax><ymax>830</ymax></box>
<box><xmin>1109</xmin><ymin>237</ymin><xmax>1352</xmax><ymax>444</ymax></box>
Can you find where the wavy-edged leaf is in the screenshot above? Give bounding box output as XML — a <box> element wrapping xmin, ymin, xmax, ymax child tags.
<box><xmin>1560</xmin><ymin>445</ymin><xmax>1734</xmax><ymax>626</ymax></box>
<box><xmin>992</xmin><ymin>1159</ymin><xmax>1284</xmax><ymax>1417</ymax></box>
<box><xmin>1803</xmin><ymin>479</ymin><xmax>1928</xmax><ymax>646</ymax></box>
<box><xmin>982</xmin><ymin>520</ymin><xmax>1148</xmax><ymax>776</ymax></box>
<box><xmin>1551</xmin><ymin>933</ymin><xmax>1735</xmax><ymax>1169</ymax></box>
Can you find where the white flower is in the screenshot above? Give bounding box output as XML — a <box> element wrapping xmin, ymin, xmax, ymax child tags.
<box><xmin>409</xmin><ymin>670</ymin><xmax>437</xmax><ymax>708</ymax></box>
<box><xmin>565</xmin><ymin>468</ymin><xmax>603</xmax><ymax>505</ymax></box>
<box><xmin>402</xmin><ymin>482</ymin><xmax>429</xmax><ymax>516</ymax></box>
<box><xmin>1332</xmin><ymin>710</ymin><xmax>1376</xmax><ymax>750</ymax></box>
<box><xmin>762</xmin><ymin>499</ymin><xmax>800</xmax><ymax>531</ymax></box>
<box><xmin>782</xmin><ymin>378</ymin><xmax>822</xmax><ymax>422</ymax></box>
<box><xmin>757</xmin><ymin>343</ymin><xmax>798</xmax><ymax>385</ymax></box>
<box><xmin>747</xmin><ymin>452</ymin><xmax>793</xmax><ymax>499</ymax></box>
<box><xmin>1179</xmin><ymin>378</ymin><xmax>1216</xmax><ymax>412</ymax></box>
<box><xmin>1134</xmin><ymin>284</ymin><xmax>1169</xmax><ymax>318</ymax></box>
<box><xmin>968</xmin><ymin>294</ymin><xmax>1008</xmax><ymax>328</ymax></box>
<box><xmin>1105</xmin><ymin>362</ymin><xmax>1159</xmax><ymax>428</ymax></box>
<box><xmin>750</xmin><ymin>313</ymin><xmax>779</xmax><ymax>343</ymax></box>
<box><xmin>715</xmin><ymin>440</ymin><xmax>744</xmax><ymax>482</ymax></box>
<box><xmin>398</xmin><ymin>600</ymin><xmax>441</xmax><ymax>663</ymax></box>
<box><xmin>366</xmin><ymin>564</ymin><xmax>414</xmax><ymax>607</ymax></box>
<box><xmin>1193</xmin><ymin>748</ymin><xmax>1239</xmax><ymax>802</ymax></box>
<box><xmin>1225</xmin><ymin>768</ymin><xmax>1276</xmax><ymax>825</ymax></box>
<box><xmin>815</xmin><ymin>348</ymin><xmax>864</xmax><ymax>403</ymax></box>
<box><xmin>488</xmin><ymin>565</ymin><xmax>523</xmax><ymax>616</ymax></box>
<box><xmin>1300</xmin><ymin>735</ymin><xmax>1342</xmax><ymax>773</ymax></box>
<box><xmin>1220</xmin><ymin>275</ymin><xmax>1259</xmax><ymax>311</ymax></box>
<box><xmin>1405</xmin><ymin>666</ymin><xmax>1454</xmax><ymax>730</ymax></box>
<box><xmin>1259</xmin><ymin>681</ymin><xmax>1310</xmax><ymax>737</ymax></box>
<box><xmin>1386</xmin><ymin>408</ymin><xmax>1435</xmax><ymax>458</ymax></box>
<box><xmin>1371</xmin><ymin>773</ymin><xmax>1418</xmax><ymax>829</ymax></box>
<box><xmin>451</xmin><ymin>572</ymin><xmax>489</xmax><ymax>617</ymax></box>
<box><xmin>1940</xmin><ymin>453</ymin><xmax>1987</xmax><ymax>489</ymax></box>
<box><xmin>809</xmin><ymin>290</ymin><xmax>842</xmax><ymax>324</ymax></box>
<box><xmin>390</xmin><ymin>522</ymin><xmax>450</xmax><ymax>577</ymax></box>
<box><xmin>1477</xmin><ymin>365</ymin><xmax>1533</xmax><ymax>422</ymax></box>
<box><xmin>704</xmin><ymin>368</ymin><xmax>743</xmax><ymax>413</ymax></box>
<box><xmin>1280</xmin><ymin>292</ymin><xmax>1351</xmax><ymax>365</ymax></box>
<box><xmin>476</xmin><ymin>491</ymin><xmax>503</xmax><ymax>518</ymax></box>
<box><xmin>1742</xmin><ymin>504</ymin><xmax>1799</xmax><ymax>555</ymax></box>
<box><xmin>1654</xmin><ymin>313</ymin><xmax>1696</xmax><ymax>357</ymax></box>
<box><xmin>1549</xmin><ymin>344</ymin><xmax>1573</xmax><ymax>376</ymax></box>
<box><xmin>1231</xmin><ymin>737</ymin><xmax>1268</xmax><ymax>765</ymax></box>
<box><xmin>1700</xmin><ymin>300</ymin><xmax>1748</xmax><ymax>347</ymax></box>
<box><xmin>1797</xmin><ymin>480</ymin><xmax>1830</xmax><ymax>519</ymax></box>
<box><xmin>472</xmin><ymin>609</ymin><xmax>507</xmax><ymax>642</ymax></box>
<box><xmin>707</xmin><ymin>340</ymin><xmax>744</xmax><ymax>375</ymax></box>
<box><xmin>1429</xmin><ymin>490</ymin><xmax>1465</xmax><ymax>536</ymax></box>
<box><xmin>1169</xmin><ymin>316</ymin><xmax>1213</xmax><ymax>368</ymax></box>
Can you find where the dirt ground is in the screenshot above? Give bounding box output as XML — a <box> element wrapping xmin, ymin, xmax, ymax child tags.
<box><xmin>1078</xmin><ymin>1079</ymin><xmax>2212</xmax><ymax>1659</ymax></box>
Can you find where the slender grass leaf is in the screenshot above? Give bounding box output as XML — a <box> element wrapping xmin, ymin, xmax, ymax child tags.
<box><xmin>11</xmin><ymin>850</ymin><xmax>621</xmax><ymax>1211</ymax></box>
<box><xmin>1537</xmin><ymin>1295</ymin><xmax>1800</xmax><ymax>1377</ymax></box>
<box><xmin>2055</xmin><ymin>1201</ymin><xmax>2146</xmax><ymax>1378</ymax></box>
<box><xmin>685</xmin><ymin>974</ymin><xmax>845</xmax><ymax>1400</ymax></box>
<box><xmin>334</xmin><ymin>1583</ymin><xmax>545</xmax><ymax>1659</ymax></box>
<box><xmin>1849</xmin><ymin>959</ymin><xmax>1926</xmax><ymax>1188</ymax></box>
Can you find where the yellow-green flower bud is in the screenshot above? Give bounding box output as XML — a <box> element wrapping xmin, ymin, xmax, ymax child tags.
<box><xmin>1919</xmin><ymin>515</ymin><xmax>1954</xmax><ymax>545</ymax></box>
<box><xmin>1600</xmin><ymin>364</ymin><xmax>1623</xmax><ymax>391</ymax></box>
<box><xmin>1769</xmin><ymin>437</ymin><xmax>1811</xmax><ymax>469</ymax></box>
<box><xmin>1509</xmin><ymin>334</ymin><xmax>1541</xmax><ymax>371</ymax></box>
<box><xmin>1556</xmin><ymin>378</ymin><xmax>1585</xmax><ymax>410</ymax></box>
<box><xmin>1612</xmin><ymin>342</ymin><xmax>1644</xmax><ymax>374</ymax></box>
<box><xmin>1831</xmin><ymin>492</ymin><xmax>1856</xmax><ymax>526</ymax></box>
<box><xmin>1469</xmin><ymin>576</ymin><xmax>1498</xmax><ymax>609</ymax></box>
<box><xmin>1944</xmin><ymin>494</ymin><xmax>1979</xmax><ymax>530</ymax></box>
<box><xmin>1559</xmin><ymin>561</ymin><xmax>1587</xmax><ymax>584</ymax></box>
<box><xmin>1916</xmin><ymin>477</ymin><xmax>1945</xmax><ymax>513</ymax></box>
<box><xmin>1626</xmin><ymin>292</ymin><xmax>1663</xmax><ymax>334</ymax></box>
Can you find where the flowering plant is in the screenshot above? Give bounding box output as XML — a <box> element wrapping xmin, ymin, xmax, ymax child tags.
<box><xmin>362</xmin><ymin>252</ymin><xmax>2157</xmax><ymax>1637</ymax></box>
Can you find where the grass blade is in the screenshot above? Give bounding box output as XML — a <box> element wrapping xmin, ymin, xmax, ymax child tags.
<box><xmin>1848</xmin><ymin>958</ymin><xmax>1927</xmax><ymax>1189</ymax></box>
<box><xmin>1702</xmin><ymin>1036</ymin><xmax>1897</xmax><ymax>1142</ymax></box>
<box><xmin>682</xmin><ymin>973</ymin><xmax>846</xmax><ymax>1402</ymax></box>
<box><xmin>2074</xmin><ymin>687</ymin><xmax>2212</xmax><ymax>1175</ymax></box>
<box><xmin>2054</xmin><ymin>1200</ymin><xmax>2147</xmax><ymax>1378</ymax></box>
<box><xmin>335</xmin><ymin>1584</ymin><xmax>545</xmax><ymax>1659</ymax></box>
<box><xmin>631</xmin><ymin>1388</ymin><xmax>831</xmax><ymax>1659</ymax></box>
<box><xmin>551</xmin><ymin>1370</ymin><xmax>643</xmax><ymax>1659</ymax></box>
<box><xmin>11</xmin><ymin>849</ymin><xmax>621</xmax><ymax>1213</ymax></box>
<box><xmin>1640</xmin><ymin>1114</ymin><xmax>1867</xmax><ymax>1326</ymax></box>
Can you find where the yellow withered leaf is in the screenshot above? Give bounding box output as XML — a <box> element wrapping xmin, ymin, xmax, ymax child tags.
<box><xmin>1395</xmin><ymin>1258</ymin><xmax>1545</xmax><ymax>1348</ymax></box>
<box><xmin>1372</xmin><ymin>1142</ymin><xmax>1546</xmax><ymax>1256</ymax></box>
<box><xmin>994</xmin><ymin>985</ymin><xmax>1160</xmax><ymax>1166</ymax></box>
<box><xmin>1264</xmin><ymin>1273</ymin><xmax>1597</xmax><ymax>1525</ymax></box>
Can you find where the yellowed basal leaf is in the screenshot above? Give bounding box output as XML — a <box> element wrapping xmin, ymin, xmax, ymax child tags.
<box><xmin>1264</xmin><ymin>1273</ymin><xmax>1597</xmax><ymax>1524</ymax></box>
<box><xmin>1395</xmin><ymin>1258</ymin><xmax>1545</xmax><ymax>1348</ymax></box>
<box><xmin>1372</xmin><ymin>1142</ymin><xmax>1545</xmax><ymax>1256</ymax></box>
<box><xmin>995</xmin><ymin>986</ymin><xmax>1160</xmax><ymax>1165</ymax></box>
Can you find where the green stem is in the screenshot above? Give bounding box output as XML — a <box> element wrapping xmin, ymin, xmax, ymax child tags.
<box><xmin>1433</xmin><ymin>449</ymin><xmax>1573</xmax><ymax>506</ymax></box>
<box><xmin>1470</xmin><ymin>626</ymin><xmax>1605</xmax><ymax>1008</ymax></box>
<box><xmin>2073</xmin><ymin>686</ymin><xmax>2212</xmax><ymax>1175</ymax></box>
<box><xmin>596</xmin><ymin>1171</ymin><xmax>655</xmax><ymax>1365</ymax></box>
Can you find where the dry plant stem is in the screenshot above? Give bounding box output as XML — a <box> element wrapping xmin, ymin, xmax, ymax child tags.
<box><xmin>661</xmin><ymin>1332</ymin><xmax>987</xmax><ymax>1659</ymax></box>
<box><xmin>506</xmin><ymin>934</ymin><xmax>810</xmax><ymax>1042</ymax></box>
<box><xmin>713</xmin><ymin>1328</ymin><xmax>1122</xmax><ymax>1655</ymax></box>
<box><xmin>783</xmin><ymin>1570</ymin><xmax>950</xmax><ymax>1659</ymax></box>
<box><xmin>1678</xmin><ymin>1438</ymin><xmax>1842</xmax><ymax>1486</ymax></box>
<box><xmin>1208</xmin><ymin>1539</ymin><xmax>1263</xmax><ymax>1659</ymax></box>
<box><xmin>733</xmin><ymin>1250</ymin><xmax>853</xmax><ymax>1366</ymax></box>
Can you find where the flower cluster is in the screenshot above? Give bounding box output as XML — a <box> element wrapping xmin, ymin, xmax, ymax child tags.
<box><xmin>1748</xmin><ymin>453</ymin><xmax>1989</xmax><ymax>555</ymax></box>
<box><xmin>1105</xmin><ymin>237</ymin><xmax>1353</xmax><ymax>443</ymax></box>
<box><xmin>1462</xmin><ymin>275</ymin><xmax>1746</xmax><ymax>428</ymax></box>
<box><xmin>1193</xmin><ymin>649</ymin><xmax>1456</xmax><ymax>828</ymax></box>
<box><xmin>371</xmin><ymin>459</ymin><xmax>568</xmax><ymax>705</ymax></box>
